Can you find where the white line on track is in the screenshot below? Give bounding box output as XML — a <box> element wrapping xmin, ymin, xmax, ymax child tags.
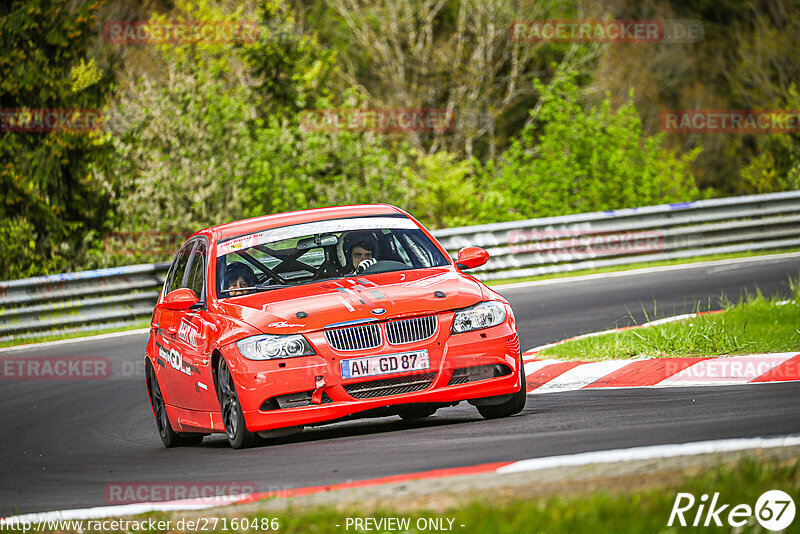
<box><xmin>494</xmin><ymin>251</ymin><xmax>800</xmax><ymax>292</ymax></box>
<box><xmin>0</xmin><ymin>328</ymin><xmax>150</xmax><ymax>354</ymax></box>
<box><xmin>522</xmin><ymin>311</ymin><xmax>723</xmax><ymax>355</ymax></box>
<box><xmin>497</xmin><ymin>435</ymin><xmax>800</xmax><ymax>474</ymax></box>
<box><xmin>1</xmin><ymin>499</ymin><xmax>245</xmax><ymax>524</ymax></box>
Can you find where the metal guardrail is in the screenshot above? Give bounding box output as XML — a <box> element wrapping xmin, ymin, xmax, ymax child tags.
<box><xmin>0</xmin><ymin>263</ymin><xmax>169</xmax><ymax>341</ymax></box>
<box><xmin>435</xmin><ymin>190</ymin><xmax>800</xmax><ymax>280</ymax></box>
<box><xmin>1</xmin><ymin>191</ymin><xmax>798</xmax><ymax>341</ymax></box>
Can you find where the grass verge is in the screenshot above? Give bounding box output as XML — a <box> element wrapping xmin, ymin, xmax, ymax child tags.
<box><xmin>485</xmin><ymin>248</ymin><xmax>800</xmax><ymax>286</ymax></box>
<box><xmin>18</xmin><ymin>454</ymin><xmax>800</xmax><ymax>533</ymax></box>
<box><xmin>540</xmin><ymin>281</ymin><xmax>800</xmax><ymax>361</ymax></box>
<box><xmin>278</xmin><ymin>458</ymin><xmax>798</xmax><ymax>534</ymax></box>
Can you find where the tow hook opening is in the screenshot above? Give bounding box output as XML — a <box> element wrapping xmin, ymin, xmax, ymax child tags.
<box><xmin>311</xmin><ymin>375</ymin><xmax>327</xmax><ymax>405</ymax></box>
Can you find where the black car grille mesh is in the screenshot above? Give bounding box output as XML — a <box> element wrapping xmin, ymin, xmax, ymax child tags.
<box><xmin>325</xmin><ymin>323</ymin><xmax>381</xmax><ymax>351</ymax></box>
<box><xmin>447</xmin><ymin>364</ymin><xmax>511</xmax><ymax>386</ymax></box>
<box><xmin>262</xmin><ymin>391</ymin><xmax>332</xmax><ymax>411</ymax></box>
<box><xmin>386</xmin><ymin>315</ymin><xmax>437</xmax><ymax>345</ymax></box>
<box><xmin>344</xmin><ymin>372</ymin><xmax>437</xmax><ymax>399</ymax></box>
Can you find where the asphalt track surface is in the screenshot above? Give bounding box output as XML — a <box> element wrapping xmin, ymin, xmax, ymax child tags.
<box><xmin>2</xmin><ymin>255</ymin><xmax>799</xmax><ymax>516</ymax></box>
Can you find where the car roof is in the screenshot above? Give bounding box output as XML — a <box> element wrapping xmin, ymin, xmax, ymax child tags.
<box><xmin>196</xmin><ymin>204</ymin><xmax>407</xmax><ymax>242</ymax></box>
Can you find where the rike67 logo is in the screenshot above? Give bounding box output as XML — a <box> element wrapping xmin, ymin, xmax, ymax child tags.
<box><xmin>668</xmin><ymin>490</ymin><xmax>796</xmax><ymax>531</ymax></box>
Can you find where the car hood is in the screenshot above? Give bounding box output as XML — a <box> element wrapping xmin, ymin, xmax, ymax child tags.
<box><xmin>216</xmin><ymin>268</ymin><xmax>485</xmax><ymax>334</ymax></box>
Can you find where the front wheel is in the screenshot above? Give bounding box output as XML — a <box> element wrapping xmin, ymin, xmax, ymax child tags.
<box><xmin>217</xmin><ymin>357</ymin><xmax>259</xmax><ymax>449</ymax></box>
<box><xmin>476</xmin><ymin>363</ymin><xmax>527</xmax><ymax>420</ymax></box>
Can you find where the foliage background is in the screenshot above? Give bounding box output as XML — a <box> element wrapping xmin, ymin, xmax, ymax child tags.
<box><xmin>1</xmin><ymin>0</ymin><xmax>799</xmax><ymax>277</ymax></box>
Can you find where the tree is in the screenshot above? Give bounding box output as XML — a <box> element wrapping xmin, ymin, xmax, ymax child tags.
<box><xmin>0</xmin><ymin>0</ymin><xmax>116</xmax><ymax>278</ymax></box>
<box><xmin>483</xmin><ymin>73</ymin><xmax>700</xmax><ymax>221</ymax></box>
<box><xmin>590</xmin><ymin>0</ymin><xmax>800</xmax><ymax>195</ymax></box>
<box><xmin>312</xmin><ymin>0</ymin><xmax>600</xmax><ymax>159</ymax></box>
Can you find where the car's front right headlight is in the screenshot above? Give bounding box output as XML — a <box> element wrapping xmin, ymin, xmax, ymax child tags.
<box><xmin>236</xmin><ymin>334</ymin><xmax>316</xmax><ymax>360</ymax></box>
<box><xmin>451</xmin><ymin>301</ymin><xmax>507</xmax><ymax>334</ymax></box>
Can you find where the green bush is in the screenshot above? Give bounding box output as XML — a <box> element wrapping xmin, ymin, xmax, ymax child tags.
<box><xmin>481</xmin><ymin>73</ymin><xmax>702</xmax><ymax>222</ymax></box>
<box><xmin>0</xmin><ymin>0</ymin><xmax>116</xmax><ymax>278</ymax></box>
<box><xmin>0</xmin><ymin>217</ymin><xmax>69</xmax><ymax>279</ymax></box>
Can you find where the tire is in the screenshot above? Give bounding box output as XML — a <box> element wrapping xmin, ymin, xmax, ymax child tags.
<box><xmin>147</xmin><ymin>366</ymin><xmax>204</xmax><ymax>448</ymax></box>
<box><xmin>476</xmin><ymin>363</ymin><xmax>527</xmax><ymax>420</ymax></box>
<box><xmin>398</xmin><ymin>403</ymin><xmax>438</xmax><ymax>421</ymax></box>
<box><xmin>217</xmin><ymin>357</ymin><xmax>259</xmax><ymax>449</ymax></box>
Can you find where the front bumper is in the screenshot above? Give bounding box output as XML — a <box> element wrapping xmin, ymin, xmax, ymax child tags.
<box><xmin>223</xmin><ymin>310</ymin><xmax>522</xmax><ymax>432</ymax></box>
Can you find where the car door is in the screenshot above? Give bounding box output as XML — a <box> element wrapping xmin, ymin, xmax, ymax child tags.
<box><xmin>153</xmin><ymin>242</ymin><xmax>193</xmax><ymax>408</ymax></box>
<box><xmin>170</xmin><ymin>239</ymin><xmax>218</xmax><ymax>413</ymax></box>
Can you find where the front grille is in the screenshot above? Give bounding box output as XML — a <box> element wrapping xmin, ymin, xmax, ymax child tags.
<box><xmin>344</xmin><ymin>372</ymin><xmax>436</xmax><ymax>399</ymax></box>
<box><xmin>325</xmin><ymin>323</ymin><xmax>381</xmax><ymax>351</ymax></box>
<box><xmin>386</xmin><ymin>315</ymin><xmax>438</xmax><ymax>345</ymax></box>
<box><xmin>448</xmin><ymin>364</ymin><xmax>512</xmax><ymax>386</ymax></box>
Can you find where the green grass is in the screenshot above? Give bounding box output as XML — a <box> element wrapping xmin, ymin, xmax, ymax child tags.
<box><xmin>17</xmin><ymin>455</ymin><xmax>800</xmax><ymax>533</ymax></box>
<box><xmin>0</xmin><ymin>319</ymin><xmax>150</xmax><ymax>349</ymax></box>
<box><xmin>485</xmin><ymin>248</ymin><xmax>800</xmax><ymax>286</ymax></box>
<box><xmin>540</xmin><ymin>283</ymin><xmax>800</xmax><ymax>361</ymax></box>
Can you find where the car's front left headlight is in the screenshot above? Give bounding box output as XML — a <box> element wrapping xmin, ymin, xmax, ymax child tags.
<box><xmin>451</xmin><ymin>301</ymin><xmax>507</xmax><ymax>333</ymax></box>
<box><xmin>236</xmin><ymin>334</ymin><xmax>316</xmax><ymax>360</ymax></box>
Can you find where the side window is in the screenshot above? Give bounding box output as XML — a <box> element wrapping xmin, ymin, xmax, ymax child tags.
<box><xmin>185</xmin><ymin>241</ymin><xmax>207</xmax><ymax>300</ymax></box>
<box><xmin>400</xmin><ymin>233</ymin><xmax>432</xmax><ymax>267</ymax></box>
<box><xmin>390</xmin><ymin>234</ymin><xmax>413</xmax><ymax>265</ymax></box>
<box><xmin>165</xmin><ymin>244</ymin><xmax>192</xmax><ymax>295</ymax></box>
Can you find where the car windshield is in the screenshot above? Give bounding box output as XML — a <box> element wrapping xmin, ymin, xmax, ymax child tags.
<box><xmin>215</xmin><ymin>215</ymin><xmax>449</xmax><ymax>298</ymax></box>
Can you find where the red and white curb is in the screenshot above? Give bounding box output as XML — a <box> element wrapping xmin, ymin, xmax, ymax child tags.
<box><xmin>521</xmin><ymin>309</ymin><xmax>800</xmax><ymax>393</ymax></box>
<box><xmin>5</xmin><ymin>435</ymin><xmax>800</xmax><ymax>524</ymax></box>
<box><xmin>522</xmin><ymin>352</ymin><xmax>800</xmax><ymax>393</ymax></box>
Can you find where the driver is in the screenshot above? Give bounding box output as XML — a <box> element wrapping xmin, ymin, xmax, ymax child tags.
<box><xmin>350</xmin><ymin>241</ymin><xmax>375</xmax><ymax>272</ymax></box>
<box><xmin>342</xmin><ymin>232</ymin><xmax>379</xmax><ymax>274</ymax></box>
<box><xmin>224</xmin><ymin>262</ymin><xmax>257</xmax><ymax>296</ymax></box>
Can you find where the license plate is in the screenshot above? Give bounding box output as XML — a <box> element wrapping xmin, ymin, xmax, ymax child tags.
<box><xmin>340</xmin><ymin>350</ymin><xmax>429</xmax><ymax>379</ymax></box>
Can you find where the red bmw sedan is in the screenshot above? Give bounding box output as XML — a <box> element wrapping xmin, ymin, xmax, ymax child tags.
<box><xmin>146</xmin><ymin>205</ymin><xmax>526</xmax><ymax>448</ymax></box>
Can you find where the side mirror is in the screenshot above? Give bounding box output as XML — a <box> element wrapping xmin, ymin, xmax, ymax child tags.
<box><xmin>456</xmin><ymin>247</ymin><xmax>489</xmax><ymax>270</ymax></box>
<box><xmin>162</xmin><ymin>288</ymin><xmax>200</xmax><ymax>311</ymax></box>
